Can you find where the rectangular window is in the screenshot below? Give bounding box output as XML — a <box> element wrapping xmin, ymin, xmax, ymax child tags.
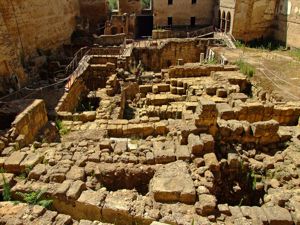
<box><xmin>192</xmin><ymin>0</ymin><xmax>197</xmax><ymax>4</ymax></box>
<box><xmin>191</xmin><ymin>17</ymin><xmax>196</xmax><ymax>27</ymax></box>
<box><xmin>168</xmin><ymin>17</ymin><xmax>173</xmax><ymax>26</ymax></box>
<box><xmin>168</xmin><ymin>0</ymin><xmax>173</xmax><ymax>5</ymax></box>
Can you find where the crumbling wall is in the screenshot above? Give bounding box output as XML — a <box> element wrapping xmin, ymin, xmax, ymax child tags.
<box><xmin>0</xmin><ymin>0</ymin><xmax>80</xmax><ymax>94</ymax></box>
<box><xmin>12</xmin><ymin>99</ymin><xmax>48</xmax><ymax>145</ymax></box>
<box><xmin>56</xmin><ymin>79</ymin><xmax>88</xmax><ymax>113</ymax></box>
<box><xmin>133</xmin><ymin>39</ymin><xmax>207</xmax><ymax>71</ymax></box>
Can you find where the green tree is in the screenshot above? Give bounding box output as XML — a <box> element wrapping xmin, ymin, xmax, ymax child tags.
<box><xmin>108</xmin><ymin>0</ymin><xmax>118</xmax><ymax>11</ymax></box>
<box><xmin>141</xmin><ymin>0</ymin><xmax>151</xmax><ymax>9</ymax></box>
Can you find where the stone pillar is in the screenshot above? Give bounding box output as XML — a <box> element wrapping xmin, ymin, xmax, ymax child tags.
<box><xmin>199</xmin><ymin>53</ymin><xmax>205</xmax><ymax>64</ymax></box>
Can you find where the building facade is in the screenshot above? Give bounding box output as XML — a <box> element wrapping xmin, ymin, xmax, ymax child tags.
<box><xmin>153</xmin><ymin>0</ymin><xmax>215</xmax><ymax>28</ymax></box>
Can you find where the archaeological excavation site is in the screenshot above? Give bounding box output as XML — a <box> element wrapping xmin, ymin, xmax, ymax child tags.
<box><xmin>1</xmin><ymin>0</ymin><xmax>300</xmax><ymax>224</ymax></box>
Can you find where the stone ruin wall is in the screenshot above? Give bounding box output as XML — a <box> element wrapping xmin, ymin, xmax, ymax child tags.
<box><xmin>133</xmin><ymin>39</ymin><xmax>207</xmax><ymax>72</ymax></box>
<box><xmin>0</xmin><ymin>0</ymin><xmax>80</xmax><ymax>93</ymax></box>
<box><xmin>79</xmin><ymin>0</ymin><xmax>107</xmax><ymax>33</ymax></box>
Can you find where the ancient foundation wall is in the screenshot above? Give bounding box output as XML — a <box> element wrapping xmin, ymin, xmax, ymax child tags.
<box><xmin>11</xmin><ymin>99</ymin><xmax>48</xmax><ymax>145</ymax></box>
<box><xmin>56</xmin><ymin>79</ymin><xmax>88</xmax><ymax>113</ymax></box>
<box><xmin>132</xmin><ymin>39</ymin><xmax>207</xmax><ymax>72</ymax></box>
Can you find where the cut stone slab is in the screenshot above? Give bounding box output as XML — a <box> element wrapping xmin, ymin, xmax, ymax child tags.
<box><xmin>66</xmin><ymin>180</ymin><xmax>86</xmax><ymax>200</ymax></box>
<box><xmin>20</xmin><ymin>153</ymin><xmax>43</xmax><ymax>171</ymax></box>
<box><xmin>188</xmin><ymin>133</ymin><xmax>204</xmax><ymax>156</ymax></box>
<box><xmin>203</xmin><ymin>153</ymin><xmax>220</xmax><ymax>172</ymax></box>
<box><xmin>150</xmin><ymin>160</ymin><xmax>196</xmax><ymax>204</ymax></box>
<box><xmin>195</xmin><ymin>194</ymin><xmax>217</xmax><ymax>216</ymax></box>
<box><xmin>4</xmin><ymin>151</ymin><xmax>27</xmax><ymax>173</ymax></box>
<box><xmin>102</xmin><ymin>190</ymin><xmax>136</xmax><ymax>225</ymax></box>
<box><xmin>262</xmin><ymin>206</ymin><xmax>293</xmax><ymax>225</ymax></box>
<box><xmin>66</xmin><ymin>166</ymin><xmax>85</xmax><ymax>181</ymax></box>
<box><xmin>76</xmin><ymin>189</ymin><xmax>107</xmax><ymax>221</ymax></box>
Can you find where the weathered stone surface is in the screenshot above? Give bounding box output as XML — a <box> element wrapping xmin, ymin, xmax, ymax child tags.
<box><xmin>262</xmin><ymin>206</ymin><xmax>293</xmax><ymax>225</ymax></box>
<box><xmin>150</xmin><ymin>161</ymin><xmax>196</xmax><ymax>204</ymax></box>
<box><xmin>153</xmin><ymin>141</ymin><xmax>176</xmax><ymax>164</ymax></box>
<box><xmin>4</xmin><ymin>151</ymin><xmax>27</xmax><ymax>173</ymax></box>
<box><xmin>251</xmin><ymin>120</ymin><xmax>279</xmax><ymax>137</ymax></box>
<box><xmin>203</xmin><ymin>153</ymin><xmax>220</xmax><ymax>172</ymax></box>
<box><xmin>102</xmin><ymin>190</ymin><xmax>136</xmax><ymax>225</ymax></box>
<box><xmin>20</xmin><ymin>153</ymin><xmax>43</xmax><ymax>170</ymax></box>
<box><xmin>28</xmin><ymin>164</ymin><xmax>47</xmax><ymax>180</ymax></box>
<box><xmin>195</xmin><ymin>194</ymin><xmax>217</xmax><ymax>216</ymax></box>
<box><xmin>76</xmin><ymin>189</ymin><xmax>107</xmax><ymax>221</ymax></box>
<box><xmin>66</xmin><ymin>180</ymin><xmax>86</xmax><ymax>200</ymax></box>
<box><xmin>66</xmin><ymin>166</ymin><xmax>85</xmax><ymax>181</ymax></box>
<box><xmin>188</xmin><ymin>133</ymin><xmax>204</xmax><ymax>155</ymax></box>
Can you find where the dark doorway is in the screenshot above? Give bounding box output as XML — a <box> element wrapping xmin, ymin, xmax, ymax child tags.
<box><xmin>168</xmin><ymin>17</ymin><xmax>173</xmax><ymax>26</ymax></box>
<box><xmin>191</xmin><ymin>17</ymin><xmax>196</xmax><ymax>27</ymax></box>
<box><xmin>136</xmin><ymin>15</ymin><xmax>153</xmax><ymax>38</ymax></box>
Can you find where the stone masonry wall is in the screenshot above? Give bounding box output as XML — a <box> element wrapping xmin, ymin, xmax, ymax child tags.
<box><xmin>232</xmin><ymin>0</ymin><xmax>277</xmax><ymax>41</ymax></box>
<box><xmin>133</xmin><ymin>39</ymin><xmax>207</xmax><ymax>72</ymax></box>
<box><xmin>12</xmin><ymin>99</ymin><xmax>48</xmax><ymax>145</ymax></box>
<box><xmin>272</xmin><ymin>0</ymin><xmax>300</xmax><ymax>48</ymax></box>
<box><xmin>0</xmin><ymin>0</ymin><xmax>80</xmax><ymax>93</ymax></box>
<box><xmin>153</xmin><ymin>0</ymin><xmax>214</xmax><ymax>27</ymax></box>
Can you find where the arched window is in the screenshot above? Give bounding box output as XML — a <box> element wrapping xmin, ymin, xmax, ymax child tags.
<box><xmin>221</xmin><ymin>11</ymin><xmax>226</xmax><ymax>32</ymax></box>
<box><xmin>226</xmin><ymin>12</ymin><xmax>231</xmax><ymax>33</ymax></box>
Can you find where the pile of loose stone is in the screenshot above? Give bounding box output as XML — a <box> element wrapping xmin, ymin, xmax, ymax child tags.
<box><xmin>1</xmin><ymin>63</ymin><xmax>300</xmax><ymax>225</ymax></box>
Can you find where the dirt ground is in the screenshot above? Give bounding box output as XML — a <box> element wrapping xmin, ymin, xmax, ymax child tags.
<box><xmin>216</xmin><ymin>47</ymin><xmax>300</xmax><ymax>102</ymax></box>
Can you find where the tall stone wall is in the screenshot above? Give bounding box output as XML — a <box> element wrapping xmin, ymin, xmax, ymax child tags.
<box><xmin>79</xmin><ymin>0</ymin><xmax>107</xmax><ymax>33</ymax></box>
<box><xmin>232</xmin><ymin>0</ymin><xmax>277</xmax><ymax>41</ymax></box>
<box><xmin>153</xmin><ymin>0</ymin><xmax>214</xmax><ymax>27</ymax></box>
<box><xmin>0</xmin><ymin>0</ymin><xmax>80</xmax><ymax>94</ymax></box>
<box><xmin>272</xmin><ymin>0</ymin><xmax>300</xmax><ymax>48</ymax></box>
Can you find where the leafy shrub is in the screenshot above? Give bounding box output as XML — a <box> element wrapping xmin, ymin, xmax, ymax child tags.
<box><xmin>16</xmin><ymin>190</ymin><xmax>53</xmax><ymax>209</ymax></box>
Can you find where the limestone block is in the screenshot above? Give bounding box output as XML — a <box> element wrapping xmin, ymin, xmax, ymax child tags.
<box><xmin>66</xmin><ymin>180</ymin><xmax>86</xmax><ymax>200</ymax></box>
<box><xmin>188</xmin><ymin>134</ymin><xmax>204</xmax><ymax>156</ymax></box>
<box><xmin>4</xmin><ymin>151</ymin><xmax>27</xmax><ymax>173</ymax></box>
<box><xmin>203</xmin><ymin>153</ymin><xmax>220</xmax><ymax>172</ymax></box>
<box><xmin>20</xmin><ymin>153</ymin><xmax>43</xmax><ymax>171</ymax></box>
<box><xmin>200</xmin><ymin>134</ymin><xmax>215</xmax><ymax>153</ymax></box>
<box><xmin>66</xmin><ymin>166</ymin><xmax>86</xmax><ymax>181</ymax></box>
<box><xmin>195</xmin><ymin>194</ymin><xmax>217</xmax><ymax>216</ymax></box>
<box><xmin>28</xmin><ymin>164</ymin><xmax>47</xmax><ymax>180</ymax></box>
<box><xmin>153</xmin><ymin>141</ymin><xmax>176</xmax><ymax>164</ymax></box>
<box><xmin>251</xmin><ymin>120</ymin><xmax>279</xmax><ymax>138</ymax></box>
<box><xmin>175</xmin><ymin>145</ymin><xmax>191</xmax><ymax>161</ymax></box>
<box><xmin>150</xmin><ymin>161</ymin><xmax>196</xmax><ymax>204</ymax></box>
<box><xmin>216</xmin><ymin>103</ymin><xmax>235</xmax><ymax>120</ymax></box>
<box><xmin>262</xmin><ymin>206</ymin><xmax>293</xmax><ymax>225</ymax></box>
<box><xmin>76</xmin><ymin>189</ymin><xmax>107</xmax><ymax>221</ymax></box>
<box><xmin>102</xmin><ymin>190</ymin><xmax>136</xmax><ymax>225</ymax></box>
